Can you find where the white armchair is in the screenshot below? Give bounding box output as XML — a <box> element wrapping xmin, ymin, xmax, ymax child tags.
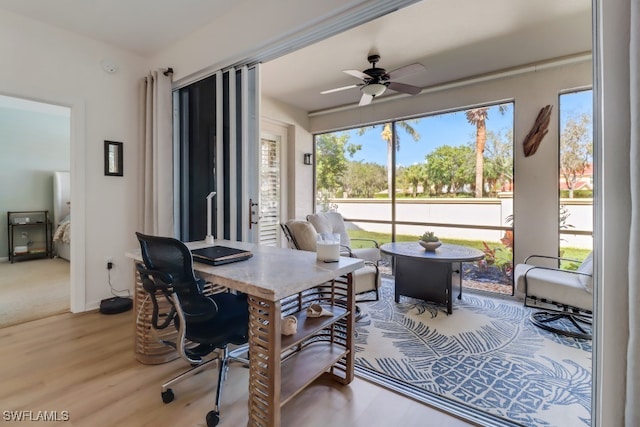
<box><xmin>306</xmin><ymin>212</ymin><xmax>381</xmax><ymax>265</ymax></box>
<box><xmin>281</xmin><ymin>219</ymin><xmax>380</xmax><ymax>302</ymax></box>
<box><xmin>514</xmin><ymin>252</ymin><xmax>593</xmax><ymax>339</ymax></box>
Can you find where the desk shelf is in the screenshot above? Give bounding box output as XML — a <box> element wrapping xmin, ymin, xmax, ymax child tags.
<box><xmin>280</xmin><ymin>343</ymin><xmax>348</xmax><ymax>406</ymax></box>
<box><xmin>280</xmin><ymin>305</ymin><xmax>348</xmax><ymax>351</ymax></box>
<box><xmin>246</xmin><ymin>275</ymin><xmax>355</xmax><ymax>426</ymax></box>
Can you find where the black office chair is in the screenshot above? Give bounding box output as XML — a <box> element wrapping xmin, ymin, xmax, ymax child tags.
<box><xmin>135</xmin><ymin>232</ymin><xmax>249</xmax><ymax>427</ymax></box>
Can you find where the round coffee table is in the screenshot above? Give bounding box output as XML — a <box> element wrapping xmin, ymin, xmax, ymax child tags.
<box><xmin>380</xmin><ymin>242</ymin><xmax>485</xmax><ymax>314</ymax></box>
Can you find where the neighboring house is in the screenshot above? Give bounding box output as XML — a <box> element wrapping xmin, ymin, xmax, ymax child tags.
<box><xmin>0</xmin><ymin>2</ymin><xmax>632</xmax><ymax>427</ymax></box>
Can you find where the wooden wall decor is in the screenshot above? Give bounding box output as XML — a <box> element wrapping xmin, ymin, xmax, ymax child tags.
<box><xmin>523</xmin><ymin>104</ymin><xmax>553</xmax><ymax>157</ymax></box>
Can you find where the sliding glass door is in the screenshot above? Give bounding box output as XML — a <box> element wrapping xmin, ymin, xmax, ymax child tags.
<box><xmin>175</xmin><ymin>66</ymin><xmax>260</xmax><ymax>243</ymax></box>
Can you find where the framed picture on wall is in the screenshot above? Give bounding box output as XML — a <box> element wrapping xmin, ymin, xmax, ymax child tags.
<box><xmin>104</xmin><ymin>140</ymin><xmax>123</xmax><ymax>176</ymax></box>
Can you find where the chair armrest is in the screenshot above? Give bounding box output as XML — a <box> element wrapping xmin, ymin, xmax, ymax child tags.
<box><xmin>340</xmin><ymin>245</ymin><xmax>354</xmax><ymax>257</ymax></box>
<box><xmin>136</xmin><ymin>264</ymin><xmax>175</xmax><ymax>290</ymax></box>
<box><xmin>523</xmin><ymin>264</ymin><xmax>592</xmax><ymax>278</ymax></box>
<box><xmin>135</xmin><ymin>263</ymin><xmax>177</xmax><ymax>330</ymax></box>
<box><xmin>364</xmin><ymin>260</ymin><xmax>379</xmax><ymax>272</ymax></box>
<box><xmin>350</xmin><ymin>238</ymin><xmax>380</xmax><ymax>248</ymax></box>
<box><xmin>524</xmin><ymin>254</ymin><xmax>583</xmax><ymax>264</ymax></box>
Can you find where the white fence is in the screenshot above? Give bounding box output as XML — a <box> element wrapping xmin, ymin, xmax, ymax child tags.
<box><xmin>329</xmin><ymin>195</ymin><xmax>593</xmax><ymax>249</ymax></box>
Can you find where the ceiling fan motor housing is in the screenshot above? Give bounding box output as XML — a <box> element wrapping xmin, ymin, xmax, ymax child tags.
<box><xmin>364</xmin><ymin>54</ymin><xmax>389</xmax><ymax>84</ymax></box>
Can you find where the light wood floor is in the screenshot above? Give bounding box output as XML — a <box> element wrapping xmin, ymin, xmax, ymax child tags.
<box><xmin>0</xmin><ymin>310</ymin><xmax>477</xmax><ymax>427</ymax></box>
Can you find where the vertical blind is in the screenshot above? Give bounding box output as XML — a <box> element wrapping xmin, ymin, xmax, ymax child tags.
<box><xmin>176</xmin><ymin>65</ymin><xmax>259</xmax><ymax>243</ymax></box>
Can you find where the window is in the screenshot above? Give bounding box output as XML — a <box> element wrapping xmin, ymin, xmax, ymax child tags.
<box><xmin>559</xmin><ymin>89</ymin><xmax>593</xmax><ymax>259</ymax></box>
<box><xmin>314</xmin><ymin>102</ymin><xmax>515</xmax><ymax>292</ymax></box>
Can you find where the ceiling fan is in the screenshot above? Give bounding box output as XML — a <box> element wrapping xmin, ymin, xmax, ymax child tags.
<box><xmin>321</xmin><ymin>54</ymin><xmax>426</xmax><ymax>106</ymax></box>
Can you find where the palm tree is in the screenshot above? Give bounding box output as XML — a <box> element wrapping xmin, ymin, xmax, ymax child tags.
<box><xmin>358</xmin><ymin>121</ymin><xmax>420</xmax><ymax>196</ymax></box>
<box><xmin>466</xmin><ymin>105</ymin><xmax>509</xmax><ymax>198</ymax></box>
<box><xmin>465</xmin><ymin>107</ymin><xmax>489</xmax><ymax>198</ymax></box>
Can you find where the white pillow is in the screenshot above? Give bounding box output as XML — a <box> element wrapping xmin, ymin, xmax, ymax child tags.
<box><xmin>576</xmin><ymin>252</ymin><xmax>594</xmax><ymax>293</ymax></box>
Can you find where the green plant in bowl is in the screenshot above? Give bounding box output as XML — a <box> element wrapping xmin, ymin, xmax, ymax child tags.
<box><xmin>420</xmin><ymin>231</ymin><xmax>439</xmax><ymax>242</ymax></box>
<box><xmin>419</xmin><ymin>231</ymin><xmax>441</xmax><ymax>250</ymax></box>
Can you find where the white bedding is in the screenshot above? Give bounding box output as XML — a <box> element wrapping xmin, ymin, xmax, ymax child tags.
<box><xmin>53</xmin><ymin>220</ymin><xmax>71</xmax><ymax>244</ymax></box>
<box><xmin>53</xmin><ymin>171</ymin><xmax>71</xmax><ymax>260</ymax></box>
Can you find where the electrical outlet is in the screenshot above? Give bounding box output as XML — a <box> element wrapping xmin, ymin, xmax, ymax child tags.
<box><xmin>106</xmin><ymin>258</ymin><xmax>113</xmax><ymax>270</ymax></box>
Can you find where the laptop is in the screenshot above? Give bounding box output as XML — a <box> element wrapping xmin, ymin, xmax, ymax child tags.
<box><xmin>191</xmin><ymin>246</ymin><xmax>253</xmax><ymax>266</ymax></box>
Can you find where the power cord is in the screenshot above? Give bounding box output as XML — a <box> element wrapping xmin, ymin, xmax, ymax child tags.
<box><xmin>107</xmin><ymin>263</ymin><xmax>131</xmax><ymax>298</ymax></box>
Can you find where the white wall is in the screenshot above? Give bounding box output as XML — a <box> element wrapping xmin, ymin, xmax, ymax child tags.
<box><xmin>308</xmin><ymin>60</ymin><xmax>593</xmax><ymax>267</ymax></box>
<box><xmin>0</xmin><ymin>9</ymin><xmax>148</xmax><ymax>309</ymax></box>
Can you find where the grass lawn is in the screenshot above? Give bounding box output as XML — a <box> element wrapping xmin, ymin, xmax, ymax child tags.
<box><xmin>347</xmin><ymin>229</ymin><xmax>591</xmax><ymax>267</ymax></box>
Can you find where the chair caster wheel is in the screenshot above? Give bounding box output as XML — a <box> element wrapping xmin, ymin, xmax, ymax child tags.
<box><xmin>206</xmin><ymin>410</ymin><xmax>220</xmax><ymax>427</ymax></box>
<box><xmin>161</xmin><ymin>389</ymin><xmax>174</xmax><ymax>403</ymax></box>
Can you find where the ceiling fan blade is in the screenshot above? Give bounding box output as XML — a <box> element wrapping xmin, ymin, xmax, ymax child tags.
<box><xmin>387</xmin><ymin>81</ymin><xmax>422</xmax><ymax>96</ymax></box>
<box><xmin>343</xmin><ymin>69</ymin><xmax>370</xmax><ymax>80</ymax></box>
<box><xmin>359</xmin><ymin>93</ymin><xmax>373</xmax><ymax>106</ymax></box>
<box><xmin>386</xmin><ymin>63</ymin><xmax>426</xmax><ymax>80</ymax></box>
<box><xmin>321</xmin><ymin>84</ymin><xmax>359</xmax><ymax>95</ymax></box>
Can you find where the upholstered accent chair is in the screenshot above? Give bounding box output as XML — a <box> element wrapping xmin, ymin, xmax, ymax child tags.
<box><xmin>514</xmin><ymin>252</ymin><xmax>593</xmax><ymax>339</ymax></box>
<box><xmin>306</xmin><ymin>212</ymin><xmax>381</xmax><ymax>265</ymax></box>
<box><xmin>281</xmin><ymin>219</ymin><xmax>380</xmax><ymax>301</ymax></box>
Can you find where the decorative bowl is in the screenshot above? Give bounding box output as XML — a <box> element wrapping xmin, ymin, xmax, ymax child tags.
<box><xmin>418</xmin><ymin>240</ymin><xmax>442</xmax><ymax>251</ymax></box>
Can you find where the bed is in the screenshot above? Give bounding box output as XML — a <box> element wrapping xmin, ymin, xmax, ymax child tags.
<box><xmin>52</xmin><ymin>171</ymin><xmax>71</xmax><ymax>261</ymax></box>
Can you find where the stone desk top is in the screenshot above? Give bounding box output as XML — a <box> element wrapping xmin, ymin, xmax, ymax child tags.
<box><xmin>380</xmin><ymin>242</ymin><xmax>485</xmax><ymax>263</ymax></box>
<box><xmin>127</xmin><ymin>239</ymin><xmax>364</xmax><ymax>302</ymax></box>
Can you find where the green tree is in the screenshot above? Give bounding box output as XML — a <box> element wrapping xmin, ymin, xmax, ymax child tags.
<box><xmin>358</xmin><ymin>121</ymin><xmax>420</xmax><ymax>196</ymax></box>
<box><xmin>403</xmin><ymin>163</ymin><xmax>428</xmax><ymax>197</ymax></box>
<box><xmin>425</xmin><ymin>145</ymin><xmax>474</xmax><ymax>195</ymax></box>
<box><xmin>315</xmin><ymin>133</ymin><xmax>360</xmax><ymax>198</ymax></box>
<box><xmin>560</xmin><ymin>112</ymin><xmax>592</xmax><ymax>198</ymax></box>
<box><xmin>483</xmin><ymin>129</ymin><xmax>513</xmax><ymax>195</ymax></box>
<box><xmin>343</xmin><ymin>161</ymin><xmax>387</xmax><ymax>198</ymax></box>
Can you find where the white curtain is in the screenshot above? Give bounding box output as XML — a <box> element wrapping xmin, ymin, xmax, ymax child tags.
<box><xmin>627</xmin><ymin>1</ymin><xmax>640</xmax><ymax>425</ymax></box>
<box><xmin>139</xmin><ymin>70</ymin><xmax>174</xmax><ymax>236</ymax></box>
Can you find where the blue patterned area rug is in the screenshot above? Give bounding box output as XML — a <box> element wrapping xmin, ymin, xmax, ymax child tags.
<box><xmin>354</xmin><ymin>278</ymin><xmax>592</xmax><ymax>427</ymax></box>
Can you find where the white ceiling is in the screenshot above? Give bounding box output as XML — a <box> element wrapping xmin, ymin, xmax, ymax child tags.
<box><xmin>0</xmin><ymin>0</ymin><xmax>240</xmax><ymax>56</ymax></box>
<box><xmin>0</xmin><ymin>0</ymin><xmax>592</xmax><ymax>113</ymax></box>
<box><xmin>262</xmin><ymin>0</ymin><xmax>593</xmax><ymax>112</ymax></box>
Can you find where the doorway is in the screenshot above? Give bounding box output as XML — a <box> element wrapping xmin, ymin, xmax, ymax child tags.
<box><xmin>0</xmin><ymin>94</ymin><xmax>71</xmax><ymax>326</ymax></box>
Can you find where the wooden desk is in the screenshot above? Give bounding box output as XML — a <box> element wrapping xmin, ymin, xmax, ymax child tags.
<box><xmin>128</xmin><ymin>239</ymin><xmax>364</xmax><ymax>427</ymax></box>
<box><xmin>381</xmin><ymin>242</ymin><xmax>484</xmax><ymax>314</ymax></box>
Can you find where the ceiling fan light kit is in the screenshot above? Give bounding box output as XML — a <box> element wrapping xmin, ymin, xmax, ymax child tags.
<box><xmin>322</xmin><ymin>54</ymin><xmax>426</xmax><ymax>106</ymax></box>
<box><xmin>362</xmin><ymin>83</ymin><xmax>387</xmax><ymax>97</ymax></box>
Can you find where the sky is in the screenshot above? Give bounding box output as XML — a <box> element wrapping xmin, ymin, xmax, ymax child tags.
<box><xmin>334</xmin><ymin>89</ymin><xmax>593</xmax><ymax>167</ymax></box>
